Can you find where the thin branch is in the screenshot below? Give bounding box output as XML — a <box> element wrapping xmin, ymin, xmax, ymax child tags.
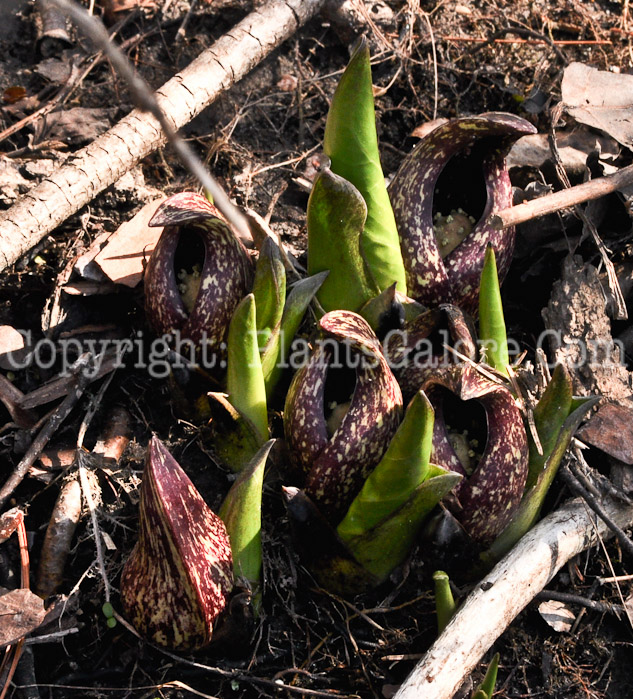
<box><xmin>490</xmin><ymin>162</ymin><xmax>633</xmax><ymax>229</ymax></box>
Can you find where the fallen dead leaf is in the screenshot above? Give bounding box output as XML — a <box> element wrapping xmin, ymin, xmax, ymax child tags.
<box><xmin>0</xmin><ymin>324</ymin><xmax>31</xmax><ymax>371</ymax></box>
<box><xmin>538</xmin><ymin>600</ymin><xmax>576</xmax><ymax>633</ymax></box>
<box><xmin>0</xmin><ymin>588</ymin><xmax>48</xmax><ymax>648</ymax></box>
<box><xmin>506</xmin><ymin>129</ymin><xmax>619</xmax><ymax>174</ymax></box>
<box><xmin>37</xmin><ymin>107</ymin><xmax>115</xmax><ymax>146</ymax></box>
<box><xmin>562</xmin><ymin>62</ymin><xmax>633</xmax><ymax>150</ymax></box>
<box><xmin>577</xmin><ymin>402</ymin><xmax>633</xmax><ymax>465</ymax></box>
<box><xmin>92</xmin><ymin>196</ymin><xmax>166</xmax><ymax>287</ymax></box>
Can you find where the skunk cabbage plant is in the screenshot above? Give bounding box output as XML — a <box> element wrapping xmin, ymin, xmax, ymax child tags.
<box><xmin>120</xmin><ymin>437</ymin><xmax>233</xmax><ymax>649</ymax></box>
<box><xmin>283</xmin><ymin>313</ymin><xmax>459</xmax><ymax>594</ymax></box>
<box><xmin>284</xmin><ymin>310</ymin><xmax>403</xmax><ymax>520</ymax></box>
<box><xmin>144</xmin><ymin>192</ymin><xmax>253</xmax><ymax>356</ymax></box>
<box><xmin>307</xmin><ymin>40</ymin><xmax>536</xmax><ymax>317</ymax></box>
<box><xmin>121</xmin><ymin>437</ymin><xmax>270</xmax><ymax>649</ymax></box>
<box><xmin>422</xmin><ymin>365</ymin><xmax>529</xmax><ymax>543</ymax></box>
<box><xmin>389</xmin><ymin>113</ymin><xmax>536</xmax><ymax>313</ymax></box>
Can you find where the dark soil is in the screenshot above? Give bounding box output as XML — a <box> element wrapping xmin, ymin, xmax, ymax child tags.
<box><xmin>2</xmin><ymin>0</ymin><xmax>633</xmax><ymax>697</ymax></box>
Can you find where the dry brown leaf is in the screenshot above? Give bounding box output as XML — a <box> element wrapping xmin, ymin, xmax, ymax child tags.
<box><xmin>92</xmin><ymin>196</ymin><xmax>166</xmax><ymax>287</ymax></box>
<box><xmin>562</xmin><ymin>63</ymin><xmax>633</xmax><ymax>150</ymax></box>
<box><xmin>0</xmin><ymin>588</ymin><xmax>48</xmax><ymax>648</ymax></box>
<box><xmin>538</xmin><ymin>600</ymin><xmax>575</xmax><ymax>633</ymax></box>
<box><xmin>38</xmin><ymin>107</ymin><xmax>115</xmax><ymax>146</ymax></box>
<box><xmin>577</xmin><ymin>402</ymin><xmax>633</xmax><ymax>465</ymax></box>
<box><xmin>0</xmin><ymin>324</ymin><xmax>31</xmax><ymax>371</ymax></box>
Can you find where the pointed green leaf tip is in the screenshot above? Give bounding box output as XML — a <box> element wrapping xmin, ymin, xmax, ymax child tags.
<box><xmin>261</xmin><ymin>271</ymin><xmax>328</xmax><ymax>397</ymax></box>
<box><xmin>433</xmin><ymin>570</ymin><xmax>456</xmax><ymax>634</ymax></box>
<box><xmin>479</xmin><ymin>245</ymin><xmax>509</xmax><ymax>375</ymax></box>
<box><xmin>227</xmin><ymin>294</ymin><xmax>268</xmax><ymax>444</ymax></box>
<box><xmin>337</xmin><ymin>390</ymin><xmax>435</xmax><ymax>537</ymax></box>
<box><xmin>219</xmin><ymin>440</ymin><xmax>273</xmax><ymax>587</ymax></box>
<box><xmin>473</xmin><ymin>653</ymin><xmax>500</xmax><ymax>699</ymax></box>
<box><xmin>322</xmin><ymin>38</ymin><xmax>407</xmax><ymax>296</ymax></box>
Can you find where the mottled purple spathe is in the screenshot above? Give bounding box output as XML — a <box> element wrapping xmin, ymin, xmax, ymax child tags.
<box><xmin>120</xmin><ymin>436</ymin><xmax>233</xmax><ymax>649</ymax></box>
<box><xmin>389</xmin><ymin>113</ymin><xmax>536</xmax><ymax>312</ymax></box>
<box><xmin>422</xmin><ymin>365</ymin><xmax>528</xmax><ymax>544</ymax></box>
<box><xmin>284</xmin><ymin>311</ymin><xmax>403</xmax><ymax>522</ymax></box>
<box><xmin>144</xmin><ymin>192</ymin><xmax>253</xmax><ymax>350</ymax></box>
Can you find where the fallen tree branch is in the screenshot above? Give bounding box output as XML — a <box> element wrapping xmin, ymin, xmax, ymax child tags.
<box><xmin>490</xmin><ymin>162</ymin><xmax>633</xmax><ymax>229</ymax></box>
<box><xmin>393</xmin><ymin>495</ymin><xmax>633</xmax><ymax>699</ymax></box>
<box><xmin>0</xmin><ymin>0</ymin><xmax>327</xmax><ymax>271</ymax></box>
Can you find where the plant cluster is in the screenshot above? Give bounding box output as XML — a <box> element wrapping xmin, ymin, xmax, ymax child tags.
<box><xmin>120</xmin><ymin>39</ymin><xmax>596</xmax><ymax>660</ymax></box>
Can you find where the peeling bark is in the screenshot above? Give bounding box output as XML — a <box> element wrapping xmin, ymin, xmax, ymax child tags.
<box><xmin>542</xmin><ymin>255</ymin><xmax>633</xmax><ymax>404</ymax></box>
<box><xmin>0</xmin><ymin>0</ymin><xmax>326</xmax><ymax>272</ymax></box>
<box><xmin>393</xmin><ymin>495</ymin><xmax>633</xmax><ymax>699</ymax></box>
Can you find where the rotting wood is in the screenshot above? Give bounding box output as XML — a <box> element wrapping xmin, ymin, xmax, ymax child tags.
<box><xmin>0</xmin><ymin>0</ymin><xmax>327</xmax><ymax>272</ymax></box>
<box><xmin>393</xmin><ymin>495</ymin><xmax>633</xmax><ymax>699</ymax></box>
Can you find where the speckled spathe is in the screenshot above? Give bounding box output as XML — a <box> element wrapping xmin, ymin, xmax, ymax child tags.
<box><xmin>422</xmin><ymin>364</ymin><xmax>528</xmax><ymax>544</ymax></box>
<box><xmin>120</xmin><ymin>436</ymin><xmax>233</xmax><ymax>650</ymax></box>
<box><xmin>144</xmin><ymin>192</ymin><xmax>253</xmax><ymax>353</ymax></box>
<box><xmin>389</xmin><ymin>113</ymin><xmax>536</xmax><ymax>312</ymax></box>
<box><xmin>283</xmin><ymin>311</ymin><xmax>403</xmax><ymax>522</ymax></box>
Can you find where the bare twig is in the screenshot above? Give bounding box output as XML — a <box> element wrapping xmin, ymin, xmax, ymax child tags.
<box><xmin>50</xmin><ymin>0</ymin><xmax>251</xmax><ymax>241</ymax></box>
<box><xmin>490</xmin><ymin>162</ymin><xmax>633</xmax><ymax>229</ymax></box>
<box><xmin>560</xmin><ymin>461</ymin><xmax>633</xmax><ymax>559</ymax></box>
<box><xmin>75</xmin><ymin>372</ymin><xmax>116</xmax><ymax>602</ymax></box>
<box><xmin>536</xmin><ymin>589</ymin><xmax>626</xmax><ymax>617</ymax></box>
<box><xmin>35</xmin><ymin>476</ymin><xmax>82</xmax><ymax>598</ymax></box>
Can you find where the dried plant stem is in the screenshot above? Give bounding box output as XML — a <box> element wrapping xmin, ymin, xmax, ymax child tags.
<box><xmin>393</xmin><ymin>495</ymin><xmax>633</xmax><ymax>699</ymax></box>
<box><xmin>491</xmin><ymin>162</ymin><xmax>633</xmax><ymax>229</ymax></box>
<box><xmin>0</xmin><ymin>0</ymin><xmax>327</xmax><ymax>271</ymax></box>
